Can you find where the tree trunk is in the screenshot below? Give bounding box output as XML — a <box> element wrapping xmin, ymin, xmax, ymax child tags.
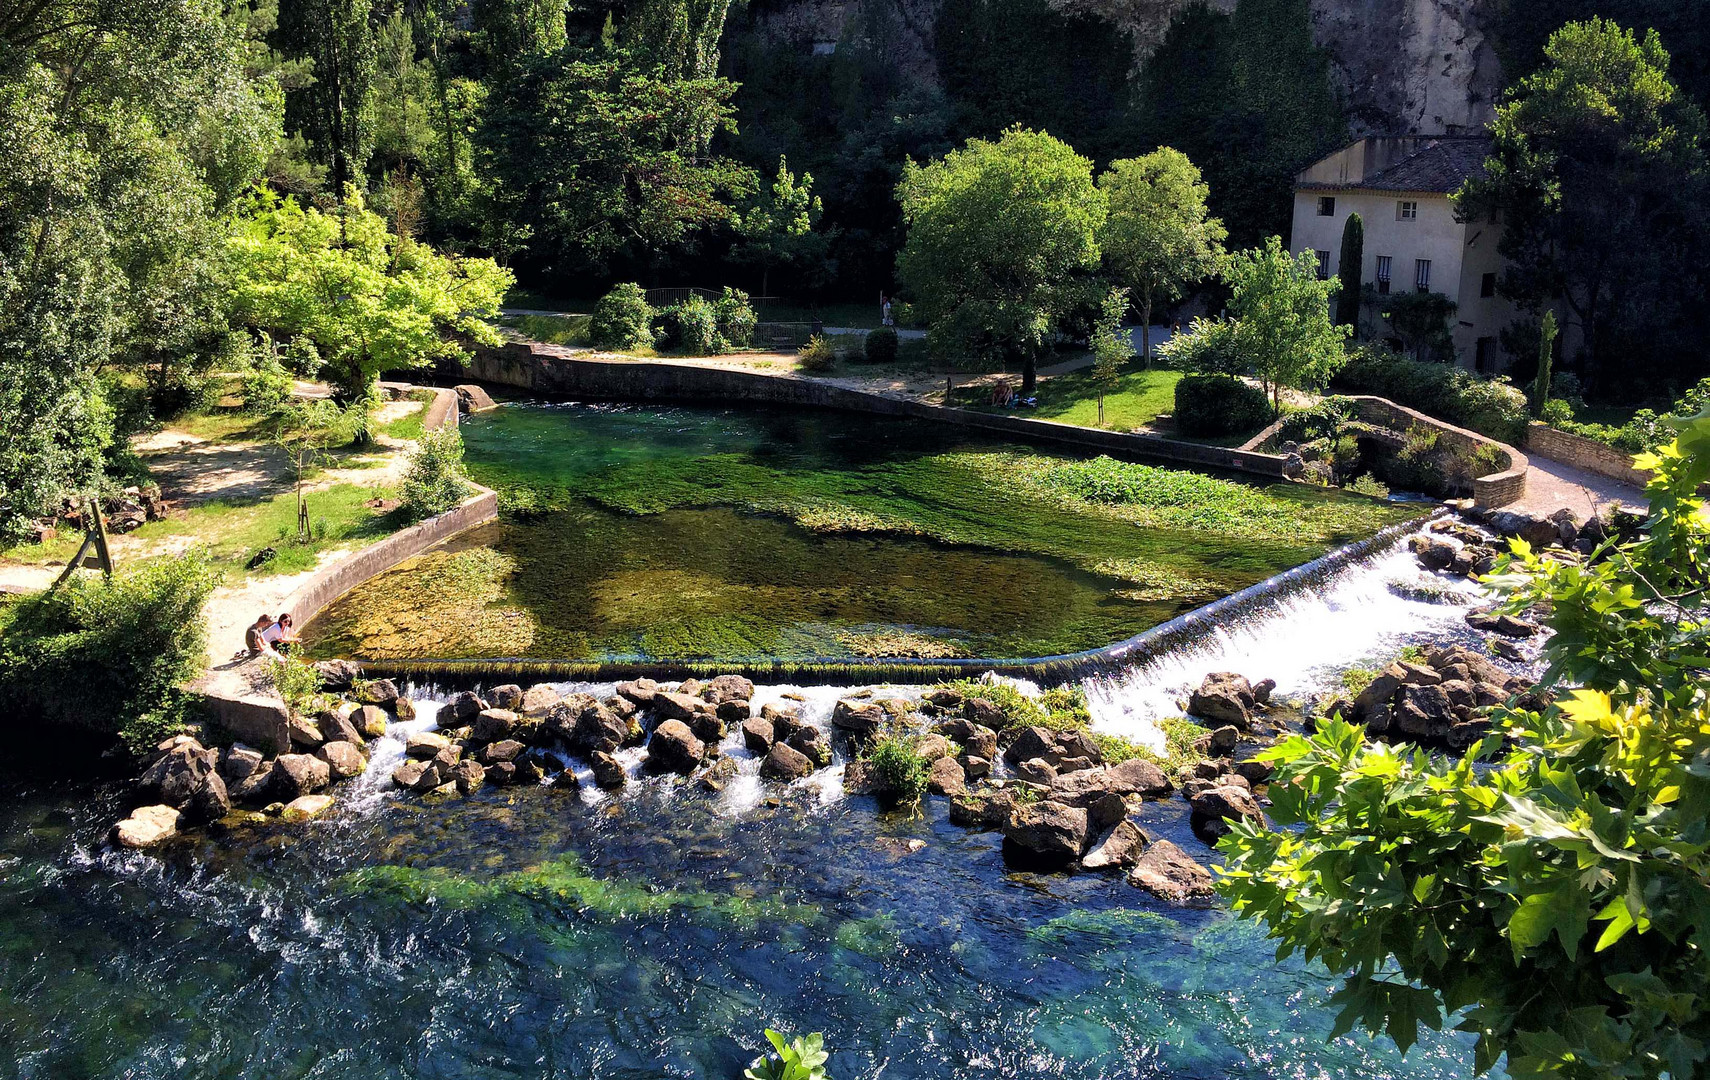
<box><xmin>1022</xmin><ymin>352</ymin><xmax>1036</xmax><ymax>397</ymax></box>
<box><xmin>1097</xmin><ymin>390</ymin><xmax>1105</xmax><ymax>426</ymax></box>
<box><xmin>1141</xmin><ymin>298</ymin><xmax>1153</xmax><ymax>366</ymax></box>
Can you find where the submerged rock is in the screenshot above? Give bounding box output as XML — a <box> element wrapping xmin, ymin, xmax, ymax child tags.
<box><xmin>589</xmin><ymin>752</ymin><xmax>627</xmax><ymax>789</ymax></box>
<box><xmin>280</xmin><ymin>794</ymin><xmax>335</xmax><ymax>822</ymax></box>
<box><xmin>1128</xmin><ymin>840</ymin><xmax>1215</xmax><ymax>905</ymax></box>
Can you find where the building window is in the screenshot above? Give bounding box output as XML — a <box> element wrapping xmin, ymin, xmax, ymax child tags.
<box><xmin>1481</xmin><ymin>272</ymin><xmax>1497</xmax><ymax>298</ymax></box>
<box><xmin>1375</xmin><ymin>256</ymin><xmax>1392</xmax><ymax>295</ymax></box>
<box><xmin>1415</xmin><ymin>259</ymin><xmax>1432</xmax><ymax>292</ymax></box>
<box><xmin>1475</xmin><ymin>337</ymin><xmax>1497</xmax><ymax>374</ymax></box>
<box><xmin>1316</xmin><ymin>196</ymin><xmax>1336</xmax><ymax>217</ymax></box>
<box><xmin>1398</xmin><ymin>200</ymin><xmax>1418</xmax><ymax>221</ymax></box>
<box><xmin>1314</xmin><ymin>250</ymin><xmax>1331</xmax><ymax>279</ymax></box>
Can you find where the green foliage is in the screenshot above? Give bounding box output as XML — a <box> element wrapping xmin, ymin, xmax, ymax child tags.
<box><xmin>1219</xmin><ymin>409</ymin><xmax>1710</xmax><ymax>1078</ymax></box>
<box><xmin>1458</xmin><ymin>17</ymin><xmax>1710</xmax><ymax>393</ymax></box>
<box><xmin>798</xmin><ymin>334</ymin><xmax>837</xmax><ymax>372</ymax></box>
<box><xmin>743</xmin><ymin>1030</ymin><xmax>832</xmax><ymax>1080</ymax></box>
<box><xmin>269</xmin><ymin>656</ymin><xmax>329</xmax><ymax>719</ymax></box>
<box><xmin>1378</xmin><ymin>290</ymin><xmax>1458</xmax><ymax>363</ymax></box>
<box><xmin>227</xmin><ymin>188</ymin><xmax>512</xmax><ymax>400</ymax></box>
<box><xmin>242</xmin><ymin>339</ymin><xmax>294</xmax><ymax>416</ymax></box>
<box><xmin>862</xmin><ymin>729</ymin><xmax>931</xmax><ymax>805</ymax></box>
<box><xmin>657</xmin><ymin>295</ymin><xmax>725</xmax><ymax>355</ymax></box>
<box><xmin>0</xmin><ymin>554</ymin><xmax>218</xmax><ymax>752</ymax></box>
<box><xmin>864</xmin><ymin>326</ymin><xmax>900</xmax><ymax>365</ymax></box>
<box><xmin>1278</xmin><ymin>396</ymin><xmax>1357</xmax><ymax>443</ymax></box>
<box><xmin>1532</xmin><ymin>309</ymin><xmax>1559</xmax><ymax>418</ymax></box>
<box><xmin>1540</xmin><ymin>397</ymin><xmax>1575</xmax><ymax>426</ymax></box>
<box><xmin>1157</xmin><ymin>316</ymin><xmax>1243</xmax><ymax>377</ymax></box>
<box><xmin>1335</xmin><ymin>214</ymin><xmax>1363</xmax><ymax>328</ymax></box>
<box><xmin>399</xmin><ymin>425</ymin><xmax>474</xmax><ymax>521</ymax></box>
<box><xmin>1088</xmin><ymin>288</ymin><xmax>1133</xmax><ymax>423</ymax></box>
<box><xmin>896</xmin><ymin>127</ymin><xmax>1106</xmax><ymax>392</ymax></box>
<box><xmin>715</xmin><ymin>287</ymin><xmax>758</xmax><ymax>348</ymax></box>
<box><xmin>590</xmin><ymin>283</ymin><xmax>656</xmax><ymax>350</ymax></box>
<box><xmin>1227</xmin><ymin>237</ymin><xmax>1350</xmax><ymax>405</ymax></box>
<box><xmin>1173</xmin><ymin>375</ymin><xmax>1272</xmax><ymax>438</ymax></box>
<box><xmin>1337</xmin><ymin>346</ymin><xmax>1530</xmax><ymax>443</ymax></box>
<box><xmin>732</xmin><ymin>157</ymin><xmax>829</xmax><ymax>295</ymax></box>
<box><xmin>1098</xmin><ymin>148</ymin><xmax>1226</xmax><ymax>359</ymax></box>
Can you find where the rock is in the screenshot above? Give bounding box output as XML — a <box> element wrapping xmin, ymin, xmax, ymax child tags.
<box><xmin>1252</xmin><ymin>678</ymin><xmax>1276</xmax><ymax>704</ymax></box>
<box><xmin>185</xmin><ymin>772</ymin><xmax>231</xmax><ymax>824</ymax></box>
<box><xmin>652</xmin><ymin>691</ymin><xmax>705</xmax><ymax>723</ymax></box>
<box><xmin>316</xmin><ymin>741</ymin><xmax>367</xmax><ymax>781</ymax></box>
<box><xmin>1056</xmin><ymin>729</ymin><xmax>1102</xmax><ymax>764</ymax></box>
<box><xmin>1397</xmin><ymin>660</ymin><xmax>1441</xmax><ymax>686</ymax></box>
<box><xmin>961</xmin><ymin>754</ymin><xmax>992</xmax><ymax>779</ymax></box>
<box><xmin>1394</xmin><ymin>684</ymin><xmax>1457</xmax><ymax>741</ymax></box>
<box><xmin>138</xmin><ymin>740</ymin><xmax>220</xmax><ymax>809</ymax></box>
<box><xmin>1103</xmin><ymin>757</ymin><xmax>1173</xmax><ymax>798</ymax></box>
<box><xmin>1081</xmin><ymin>820</ymin><xmax>1146</xmax><ymax>871</ymax></box>
<box><xmin>948</xmin><ymin>793</ymin><xmax>992</xmax><ymax>827</ymax></box>
<box><xmin>392</xmin><ymin>696</ymin><xmax>417</xmax><ymax>722</ymax></box>
<box><xmin>964</xmin><ymin>697</ymin><xmax>1007</xmax><ymax>730</ymax></box>
<box><xmin>405</xmin><ymin>731</ymin><xmax>451</xmax><ymax>759</ymax></box>
<box><xmin>454</xmin><ymin>383</ymin><xmax>497</xmax><ymax>413</ymax></box>
<box><xmin>1015</xmin><ymin>757</ymin><xmax>1058</xmax><ymax>784</ymax></box>
<box><xmin>477</xmin><ymin>739</ymin><xmax>526</xmax><ymax>765</ymax></box>
<box><xmin>431</xmin><ymin>743</ymin><xmax>463</xmax><ymax>770</ymax></box>
<box><xmin>280</xmin><ymin>794</ymin><xmax>335</xmax><ymax>822</ymax></box>
<box><xmin>646</xmin><ymin>720</ymin><xmax>704</xmax><ymax>774</ymax></box>
<box><xmin>1233</xmin><ymin>758</ymin><xmax>1274</xmax><ymax>785</ymax></box>
<box><xmin>760</xmin><ymin>741</ymin><xmax>815</xmax><ymax>781</ymax></box>
<box><xmin>220</xmin><ymin>744</ymin><xmax>265</xmax><ymax>783</ymax></box>
<box><xmin>697</xmin><ymin>756</ymin><xmax>741</xmax><ymax>792</ymax></box>
<box><xmin>1466</xmin><ymin>610</ymin><xmax>1540</xmax><ymax>637</ymax></box>
<box><xmin>615</xmin><ymin>678</ymin><xmax>658</xmax><ymax>705</ymax></box>
<box><xmin>842</xmin><ymin>760</ymin><xmax>877</xmax><ymax>795</ymax></box>
<box><xmin>318</xmin><ymin>708</ymin><xmax>365</xmax><ymax>747</ymax></box>
<box><xmin>1002</xmin><ymin>726</ymin><xmax>1059</xmax><ymax>766</ymax></box>
<box><xmin>313</xmin><ymin>659</ymin><xmax>362</xmax><ymax>691</ymax></box>
<box><xmin>1488</xmin><ymin>510</ymin><xmax>1560</xmax><ymax>548</ymax></box>
<box><xmin>1086</xmin><ymin>791</ymin><xmax>1129</xmax><ymax>831</ymax></box>
<box><xmin>760</xmin><ymin>701</ymin><xmax>799</xmax><ymax>723</ymax></box>
<box><xmin>1354</xmin><ymin>667</ymin><xmax>1405</xmax><ymax>712</ymax></box>
<box><xmin>587</xmin><ymin>751</ymin><xmax>625</xmax><ymax>788</ymax></box>
<box><xmin>391</xmin><ymin>759</ymin><xmax>430</xmax><ymax>790</ymax></box>
<box><xmin>715</xmin><ymin>699</ymin><xmax>752</xmax><ymax>724</ymax></box>
<box><xmin>1128</xmin><ymin>840</ymin><xmax>1216</xmax><ymax>904</ymax></box>
<box><xmin>287</xmin><ymin>714</ymin><xmax>325</xmax><ymax>749</ymax></box>
<box><xmin>113</xmin><ymin>805</ymin><xmax>182</xmax><ymax>848</ymax></box>
<box><xmin>702</xmin><ymin>674</ymin><xmax>755</xmax><ymax>705</ymax></box>
<box><xmin>683</xmin><ymin>708</ymin><xmax>724</xmax><ymax>745</ymax></box>
<box><xmin>786</xmin><ymin>726</ymin><xmax>831</xmax><ymax>767</ymax></box>
<box><xmin>1206</xmin><ymin>724</ymin><xmax>1239</xmax><ymax>756</ymax></box>
<box><xmin>450</xmin><ymin>759</ymin><xmax>485</xmax><ymax>795</ymax></box>
<box><xmin>354</xmin><ymin>705</ymin><xmax>389</xmax><ymax>738</ymax></box>
<box><xmin>1002</xmin><ymin>800</ymin><xmax>1090</xmax><ymax>865</ymax></box>
<box><xmin>1188</xmin><ymin>672</ymin><xmax>1257</xmax><ymax>728</ymax></box>
<box><xmin>272</xmin><ymin>754</ymin><xmax>330</xmax><ymax>800</ymax></box>
<box><xmin>487</xmin><ymin>761</ymin><xmax>517</xmax><ymax>785</ymax></box>
<box><xmin>1438</xmin><ymin>679</ymin><xmax>1477</xmax><ymax>709</ymax></box>
<box><xmin>924</xmin><ymin>687</ymin><xmax>964</xmax><ymax>709</ymax></box>
<box><xmin>445</xmin><ymin>691</ymin><xmax>487</xmax><ymax>722</ymax></box>
<box><xmin>831</xmin><ymin>699</ymin><xmax>886</xmax><ymax>734</ymax></box>
<box><xmin>354</xmin><ymin>679</ymin><xmax>401</xmax><ymax>707</ymax></box>
<box><xmin>519</xmin><ymin>684</ymin><xmax>562</xmax><ymax>716</ymax></box>
<box><xmin>1189</xmin><ymin>785</ymin><xmax>1266</xmax><ymax>831</ymax></box>
<box><xmin>741</xmin><ymin>717</ymin><xmax>775</xmax><ymax>754</ymax></box>
<box><xmin>471</xmin><ymin>708</ymin><xmax>517</xmax><ymax>743</ymax></box>
<box><xmin>928</xmin><ymin>756</ymin><xmax>967</xmax><ymax>796</ymax></box>
<box><xmin>488</xmin><ymin>684</ymin><xmax>524</xmax><ymax>711</ymax></box>
<box><xmin>228</xmin><ymin>761</ymin><xmax>275</xmax><ymax>804</ymax></box>
<box><xmin>1410</xmin><ymin>535</ymin><xmax>1457</xmax><ymax>571</ymax></box>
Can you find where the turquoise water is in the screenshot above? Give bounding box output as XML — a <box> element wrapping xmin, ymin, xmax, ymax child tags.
<box><xmin>0</xmin><ymin>754</ymin><xmax>1486</xmax><ymax>1079</ymax></box>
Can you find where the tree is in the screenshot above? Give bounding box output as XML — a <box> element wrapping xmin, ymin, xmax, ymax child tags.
<box><xmin>895</xmin><ymin>127</ymin><xmax>1106</xmax><ymax>394</ymax></box>
<box><xmin>226</xmin><ymin>188</ymin><xmax>512</xmax><ymax>414</ymax></box>
<box><xmin>1335</xmin><ymin>213</ymin><xmax>1363</xmax><ymax>328</ymax></box>
<box><xmin>1099</xmin><ymin>148</ymin><xmax>1227</xmax><ymax>364</ymax></box>
<box><xmin>1218</xmin><ymin>407</ymin><xmax>1710</xmax><ymax>1078</ymax></box>
<box><xmin>732</xmin><ymin>157</ymin><xmax>829</xmax><ymax>297</ymax></box>
<box><xmin>1224</xmin><ymin>238</ymin><xmax>1349</xmax><ymax>408</ymax></box>
<box><xmin>1532</xmin><ymin>308</ymin><xmax>1559</xmax><ymax>417</ymax></box>
<box><xmin>272</xmin><ymin>399</ymin><xmax>355</xmax><ymax>542</ymax></box>
<box><xmin>1381</xmin><ymin>290</ymin><xmax>1458</xmax><ymax>363</ymax></box>
<box><xmin>1089</xmin><ymin>287</ymin><xmax>1134</xmax><ymax>426</ymax></box>
<box><xmin>276</xmin><ymin>0</ymin><xmax>377</xmax><ymax>194</ymax></box>
<box><xmin>1458</xmin><ymin>18</ymin><xmax>1710</xmax><ymax>392</ymax></box>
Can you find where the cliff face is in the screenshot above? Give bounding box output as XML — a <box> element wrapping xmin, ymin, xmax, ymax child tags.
<box><xmin>746</xmin><ymin>0</ymin><xmax>1504</xmax><ymax>136</ymax></box>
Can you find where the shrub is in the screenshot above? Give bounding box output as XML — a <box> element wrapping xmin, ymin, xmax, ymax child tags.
<box><xmin>864</xmin><ymin>326</ymin><xmax>899</xmax><ymax>365</ymax></box>
<box><xmin>242</xmin><ymin>340</ymin><xmax>293</xmax><ymax>415</ymax></box>
<box><xmin>1336</xmin><ymin>345</ymin><xmax>1528</xmax><ymax>443</ymax></box>
<box><xmin>589</xmin><ymin>283</ymin><xmax>655</xmax><ymax>350</ymax></box>
<box><xmin>1539</xmin><ymin>397</ymin><xmax>1575</xmax><ymax>426</ymax></box>
<box><xmin>798</xmin><ymin>334</ymin><xmax>836</xmax><ymax>372</ymax></box>
<box><xmin>270</xmin><ymin>656</ymin><xmax>329</xmax><ymax>718</ymax></box>
<box><xmin>665</xmin><ymin>295</ymin><xmax>724</xmax><ymax>355</ymax></box>
<box><xmin>0</xmin><ymin>554</ymin><xmax>219</xmax><ymax>753</ymax></box>
<box><xmin>1173</xmin><ymin>374</ymin><xmax>1271</xmax><ymax>437</ymax></box>
<box><xmin>714</xmin><ymin>287</ymin><xmax>757</xmax><ymax>348</ymax></box>
<box><xmin>399</xmin><ymin>425</ymin><xmax>474</xmax><ymax>520</ymax></box>
<box><xmin>1277</xmin><ymin>396</ymin><xmax>1358</xmax><ymax>443</ymax></box>
<box><xmin>862</xmin><ymin>729</ymin><xmax>930</xmax><ymax>805</ymax></box>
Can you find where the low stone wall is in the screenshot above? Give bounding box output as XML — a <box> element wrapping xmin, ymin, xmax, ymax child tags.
<box><xmin>1346</xmin><ymin>396</ymin><xmax>1527</xmax><ymax>508</ymax></box>
<box><xmin>380</xmin><ymin>382</ymin><xmax>460</xmax><ymax>433</ymax></box>
<box><xmin>1526</xmin><ymin>421</ymin><xmax>1650</xmax><ymax>488</ymax></box>
<box><xmin>468</xmin><ymin>343</ymin><xmax>1290</xmax><ymax>479</ymax></box>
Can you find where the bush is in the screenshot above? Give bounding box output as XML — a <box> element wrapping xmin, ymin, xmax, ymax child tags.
<box><xmin>1277</xmin><ymin>395</ymin><xmax>1358</xmax><ymax>443</ymax></box>
<box><xmin>714</xmin><ymin>287</ymin><xmax>757</xmax><ymax>348</ymax></box>
<box><xmin>654</xmin><ymin>296</ymin><xmax>725</xmax><ymax>355</ymax></box>
<box><xmin>864</xmin><ymin>326</ymin><xmax>900</xmax><ymax>365</ymax></box>
<box><xmin>0</xmin><ymin>554</ymin><xmax>218</xmax><ymax>753</ymax></box>
<box><xmin>589</xmin><ymin>283</ymin><xmax>655</xmax><ymax>350</ymax></box>
<box><xmin>862</xmin><ymin>729</ymin><xmax>930</xmax><ymax>805</ymax></box>
<box><xmin>1539</xmin><ymin>397</ymin><xmax>1575</xmax><ymax>426</ymax></box>
<box><xmin>242</xmin><ymin>340</ymin><xmax>293</xmax><ymax>415</ymax></box>
<box><xmin>798</xmin><ymin>334</ymin><xmax>836</xmax><ymax>372</ymax></box>
<box><xmin>399</xmin><ymin>425</ymin><xmax>474</xmax><ymax>520</ymax></box>
<box><xmin>1173</xmin><ymin>374</ymin><xmax>1272</xmax><ymax>437</ymax></box>
<box><xmin>1336</xmin><ymin>345</ymin><xmax>1528</xmax><ymax>443</ymax></box>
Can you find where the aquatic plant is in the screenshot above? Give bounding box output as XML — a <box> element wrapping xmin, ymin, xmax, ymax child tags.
<box><xmin>744</xmin><ymin>1030</ymin><xmax>832</xmax><ymax>1080</ymax></box>
<box><xmin>862</xmin><ymin>730</ymin><xmax>930</xmax><ymax>806</ymax></box>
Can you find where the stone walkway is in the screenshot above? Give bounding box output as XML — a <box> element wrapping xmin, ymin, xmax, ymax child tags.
<box><xmin>1517</xmin><ymin>452</ymin><xmax>1647</xmax><ymax>519</ymax></box>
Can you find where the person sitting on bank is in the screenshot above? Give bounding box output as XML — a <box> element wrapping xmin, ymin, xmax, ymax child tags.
<box><xmin>244</xmin><ymin>614</ymin><xmax>282</xmax><ymax>660</ymax></box>
<box><xmin>266</xmin><ymin>612</ymin><xmax>298</xmax><ymax>654</ymax></box>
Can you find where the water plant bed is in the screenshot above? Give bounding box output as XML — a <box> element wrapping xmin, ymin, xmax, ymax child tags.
<box><xmin>300</xmin><ymin>402</ymin><xmax>1415</xmax><ymax>664</ymax></box>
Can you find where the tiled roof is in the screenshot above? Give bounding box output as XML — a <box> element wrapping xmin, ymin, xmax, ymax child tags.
<box><xmin>1301</xmin><ymin>138</ymin><xmax>1492</xmax><ymax>194</ymax></box>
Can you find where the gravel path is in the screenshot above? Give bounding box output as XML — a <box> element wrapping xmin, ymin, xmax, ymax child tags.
<box><xmin>1517</xmin><ymin>452</ymin><xmax>1647</xmax><ymax>519</ymax></box>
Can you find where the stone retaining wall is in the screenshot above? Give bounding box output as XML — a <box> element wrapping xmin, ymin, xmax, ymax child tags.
<box><xmin>1347</xmin><ymin>396</ymin><xmax>1527</xmax><ymax>508</ymax></box>
<box><xmin>468</xmin><ymin>343</ymin><xmax>1290</xmax><ymax>479</ymax></box>
<box><xmin>1525</xmin><ymin>421</ymin><xmax>1650</xmax><ymax>488</ymax></box>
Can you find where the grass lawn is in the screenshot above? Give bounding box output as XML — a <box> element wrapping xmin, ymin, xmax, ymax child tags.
<box><xmin>496</xmin><ymin>312</ymin><xmax>591</xmax><ymax>348</ymax></box>
<box><xmin>951</xmin><ymin>363</ymin><xmax>1184</xmax><ymax>432</ymax></box>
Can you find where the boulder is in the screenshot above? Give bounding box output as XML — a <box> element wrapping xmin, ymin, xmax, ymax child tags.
<box><xmin>287</xmin><ymin>715</ymin><xmax>325</xmax><ymax>749</ymax></box>
<box><xmin>715</xmin><ymin>699</ymin><xmax>752</xmax><ymax>724</ymax></box>
<box><xmin>471</xmin><ymin>708</ymin><xmax>517</xmax><ymax>743</ymax></box>
<box><xmin>683</xmin><ymin>708</ymin><xmax>724</xmax><ymax>745</ymax></box>
<box><xmin>589</xmin><ymin>751</ymin><xmax>627</xmax><ymax>789</ymax></box>
<box><xmin>615</xmin><ymin>678</ymin><xmax>658</xmax><ymax>706</ymax></box>
<box><xmin>1206</xmin><ymin>725</ymin><xmax>1239</xmax><ymax>756</ymax></box>
<box><xmin>760</xmin><ymin>741</ymin><xmax>815</xmax><ymax>781</ymax></box>
<box><xmin>831</xmin><ymin>699</ymin><xmax>886</xmax><ymax>735</ymax></box>
<box><xmin>520</xmin><ymin>684</ymin><xmax>562</xmax><ymax>716</ymax></box>
<box><xmin>1081</xmin><ymin>820</ymin><xmax>1146</xmax><ymax>871</ymax></box>
<box><xmin>1354</xmin><ymin>667</ymin><xmax>1405</xmax><ymax>712</ymax></box>
<box><xmin>961</xmin><ymin>754</ymin><xmax>992</xmax><ymax>779</ymax></box>
<box><xmin>450</xmin><ymin>759</ymin><xmax>485</xmax><ymax>795</ymax></box>
<box><xmin>1397</xmin><ymin>660</ymin><xmax>1441</xmax><ymax>686</ymax></box>
<box><xmin>1252</xmin><ymin>678</ymin><xmax>1276</xmax><ymax>704</ymax></box>
<box><xmin>927</xmin><ymin>756</ymin><xmax>967</xmax><ymax>796</ymax></box>
<box><xmin>113</xmin><ymin>805</ymin><xmax>182</xmax><ymax>848</ymax></box>
<box><xmin>220</xmin><ymin>745</ymin><xmax>265</xmax><ymax>783</ymax></box>
<box><xmin>1002</xmin><ymin>726</ymin><xmax>1059</xmax><ymax>767</ymax></box>
<box><xmin>1394</xmin><ymin>683</ymin><xmax>1457</xmax><ymax>741</ymax></box>
<box><xmin>405</xmin><ymin>731</ymin><xmax>451</xmax><ymax>759</ymax></box>
<box><xmin>316</xmin><ymin>741</ymin><xmax>367</xmax><ymax>781</ymax></box>
<box><xmin>1104</xmin><ymin>757</ymin><xmax>1174</xmax><ymax>799</ymax></box>
<box><xmin>652</xmin><ymin>691</ymin><xmax>705</xmax><ymax>723</ymax></box>
<box><xmin>842</xmin><ymin>760</ymin><xmax>877</xmax><ymax>796</ymax></box>
<box><xmin>318</xmin><ymin>708</ymin><xmax>365</xmax><ymax>747</ymax></box>
<box><xmin>354</xmin><ymin>679</ymin><xmax>401</xmax><ymax>707</ymax></box>
<box><xmin>1056</xmin><ymin>730</ymin><xmax>1101</xmax><ymax>764</ymax></box>
<box><xmin>454</xmin><ymin>383</ymin><xmax>497</xmax><ymax>413</ymax></box>
<box><xmin>280</xmin><ymin>794</ymin><xmax>335</xmax><ymax>822</ymax></box>
<box><xmin>964</xmin><ymin>697</ymin><xmax>1007</xmax><ymax>730</ymax></box>
<box><xmin>1128</xmin><ymin>839</ymin><xmax>1216</xmax><ymax>904</ymax></box>
<box><xmin>914</xmin><ymin>733</ymin><xmax>953</xmax><ymax>761</ymax></box>
<box><xmin>391</xmin><ymin>759</ymin><xmax>431</xmax><ymax>791</ymax></box>
<box><xmin>1188</xmin><ymin>785</ymin><xmax>1265</xmax><ymax>831</ymax></box>
<box><xmin>1015</xmin><ymin>757</ymin><xmax>1058</xmax><ymax>784</ymax></box>
<box><xmin>488</xmin><ymin>684</ymin><xmax>524</xmax><ymax>711</ymax></box>
<box><xmin>1232</xmin><ymin>758</ymin><xmax>1274</xmax><ymax>786</ymax></box>
<box><xmin>487</xmin><ymin>761</ymin><xmax>517</xmax><ymax>786</ymax></box>
<box><xmin>228</xmin><ymin>761</ymin><xmax>275</xmax><ymax>804</ymax></box>
<box><xmin>741</xmin><ymin>717</ymin><xmax>775</xmax><ymax>754</ymax></box>
<box><xmin>477</xmin><ymin>739</ymin><xmax>526</xmax><ymax>765</ymax></box>
<box><xmin>1487</xmin><ymin>510</ymin><xmax>1561</xmax><ymax>548</ymax></box>
<box><xmin>646</xmin><ymin>720</ymin><xmax>705</xmax><ymax>774</ymax></box>
<box><xmin>513</xmin><ymin>757</ymin><xmax>545</xmax><ymax>785</ymax></box>
<box><xmin>702</xmin><ymin>674</ymin><xmax>755</xmax><ymax>705</ymax></box>
<box><xmin>1188</xmin><ymin>672</ymin><xmax>1257</xmax><ymax>728</ymax></box>
<box><xmin>924</xmin><ymin>687</ymin><xmax>964</xmax><ymax>709</ymax></box>
<box><xmin>1086</xmin><ymin>791</ymin><xmax>1129</xmax><ymax>832</ymax></box>
<box><xmin>185</xmin><ymin>772</ymin><xmax>231</xmax><ymax>824</ymax></box>
<box><xmin>392</xmin><ymin>696</ymin><xmax>417</xmax><ymax>722</ymax></box>
<box><xmin>272</xmin><ymin>754</ymin><xmax>330</xmax><ymax>800</ymax></box>
<box><xmin>138</xmin><ymin>740</ymin><xmax>219</xmax><ymax>809</ymax></box>
<box><xmin>1410</xmin><ymin>535</ymin><xmax>1457</xmax><ymax>571</ymax></box>
<box><xmin>698</xmin><ymin>756</ymin><xmax>741</xmax><ymax>792</ymax></box>
<box><xmin>1002</xmin><ymin>800</ymin><xmax>1090</xmax><ymax>865</ymax></box>
<box><xmin>1466</xmin><ymin>610</ymin><xmax>1540</xmax><ymax>637</ymax></box>
<box><xmin>354</xmin><ymin>705</ymin><xmax>389</xmax><ymax>738</ymax></box>
<box><xmin>313</xmin><ymin>659</ymin><xmax>362</xmax><ymax>691</ymax></box>
<box><xmin>445</xmin><ymin>691</ymin><xmax>487</xmax><ymax>723</ymax></box>
<box><xmin>786</xmin><ymin>726</ymin><xmax>831</xmax><ymax>767</ymax></box>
